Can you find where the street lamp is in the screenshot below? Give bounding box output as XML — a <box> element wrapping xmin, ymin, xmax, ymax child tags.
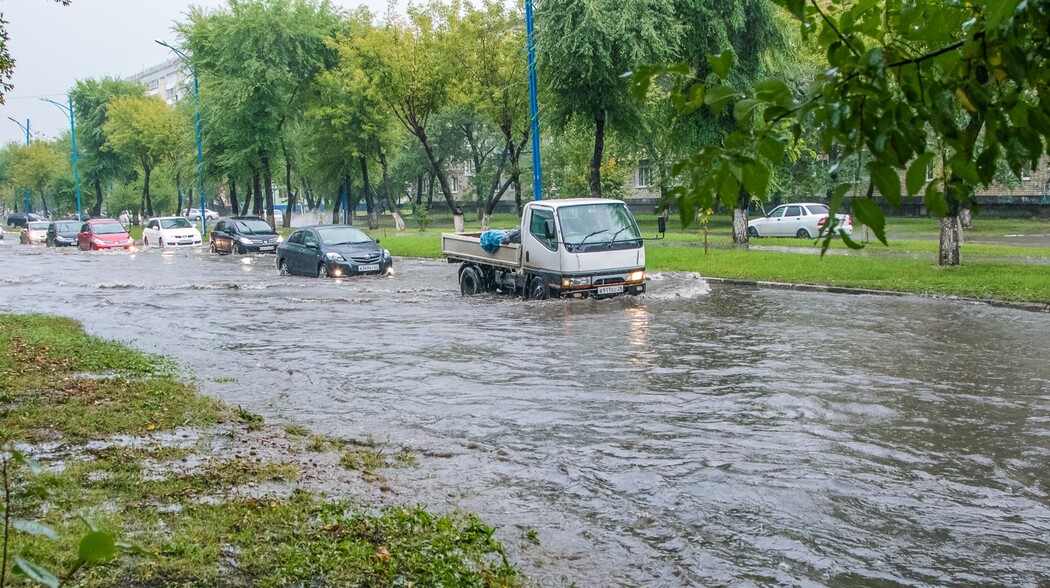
<box><xmin>156</xmin><ymin>39</ymin><xmax>207</xmax><ymax>237</ymax></box>
<box><xmin>6</xmin><ymin>117</ymin><xmax>31</xmax><ymax>214</ymax></box>
<box><xmin>526</xmin><ymin>0</ymin><xmax>542</xmax><ymax>201</ymax></box>
<box><xmin>41</xmin><ymin>97</ymin><xmax>83</xmax><ymax>221</ymax></box>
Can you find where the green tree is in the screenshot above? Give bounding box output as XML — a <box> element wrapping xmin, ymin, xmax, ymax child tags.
<box><xmin>70</xmin><ymin>78</ymin><xmax>144</xmax><ymax>217</ymax></box>
<box><xmin>538</xmin><ymin>0</ymin><xmax>680</xmax><ymax>198</ymax></box>
<box><xmin>9</xmin><ymin>140</ymin><xmax>62</xmax><ymax>216</ymax></box>
<box><xmin>179</xmin><ymin>0</ymin><xmax>343</xmax><ymax>228</ymax></box>
<box><xmin>640</xmin><ymin>0</ymin><xmax>1050</xmax><ymax>266</ymax></box>
<box><xmin>103</xmin><ymin>95</ymin><xmax>183</xmax><ymax>218</ymax></box>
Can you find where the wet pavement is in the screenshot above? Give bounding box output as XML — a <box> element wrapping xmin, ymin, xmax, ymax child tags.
<box><xmin>1</xmin><ymin>242</ymin><xmax>1049</xmax><ymax>586</ymax></box>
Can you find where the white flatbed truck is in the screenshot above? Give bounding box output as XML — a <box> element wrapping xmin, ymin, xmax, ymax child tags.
<box><xmin>441</xmin><ymin>198</ymin><xmax>650</xmax><ymax>299</ymax></box>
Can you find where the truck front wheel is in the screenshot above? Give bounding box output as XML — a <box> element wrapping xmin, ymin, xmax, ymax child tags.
<box><xmin>460</xmin><ymin>265</ymin><xmax>483</xmax><ymax>296</ymax></box>
<box><xmin>528</xmin><ymin>276</ymin><xmax>549</xmax><ymax>300</ymax></box>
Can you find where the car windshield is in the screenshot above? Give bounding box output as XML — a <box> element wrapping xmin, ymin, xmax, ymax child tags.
<box><xmin>55</xmin><ymin>222</ymin><xmax>80</xmax><ymax>232</ymax></box>
<box><xmin>92</xmin><ymin>222</ymin><xmax>126</xmax><ymax>235</ymax></box>
<box><xmin>27</xmin><ymin>222</ymin><xmax>49</xmax><ymax>230</ymax></box>
<box><xmin>234</xmin><ymin>220</ymin><xmax>274</xmax><ymax>234</ymax></box>
<box><xmin>161</xmin><ymin>218</ymin><xmax>193</xmax><ymax>229</ymax></box>
<box><xmin>558</xmin><ymin>203</ymin><xmax>641</xmax><ymax>245</ymax></box>
<box><xmin>317</xmin><ymin>226</ymin><xmax>371</xmax><ymax>245</ymax></box>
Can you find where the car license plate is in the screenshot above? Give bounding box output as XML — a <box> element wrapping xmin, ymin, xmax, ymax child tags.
<box><xmin>259</xmin><ymin>246</ymin><xmax>275</xmax><ymax>252</ymax></box>
<box><xmin>358</xmin><ymin>263</ymin><xmax>380</xmax><ymax>272</ymax></box>
<box><xmin>597</xmin><ymin>285</ymin><xmax>624</xmax><ymax>295</ymax></box>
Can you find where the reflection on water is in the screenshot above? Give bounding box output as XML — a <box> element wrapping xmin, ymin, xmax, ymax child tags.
<box><xmin>1</xmin><ymin>246</ymin><xmax>1048</xmax><ymax>587</ymax></box>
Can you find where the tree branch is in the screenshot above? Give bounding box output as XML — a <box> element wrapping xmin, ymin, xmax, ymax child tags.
<box><xmin>810</xmin><ymin>0</ymin><xmax>859</xmax><ymax>56</ymax></box>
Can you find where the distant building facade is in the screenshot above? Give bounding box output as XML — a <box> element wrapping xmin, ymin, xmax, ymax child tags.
<box><xmin>128</xmin><ymin>58</ymin><xmax>187</xmax><ymax>104</ymax></box>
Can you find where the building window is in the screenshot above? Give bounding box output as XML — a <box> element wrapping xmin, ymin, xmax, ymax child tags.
<box><xmin>926</xmin><ymin>162</ymin><xmax>935</xmax><ymax>182</ymax></box>
<box><xmin>450</xmin><ymin>176</ymin><xmax>459</xmax><ymax>193</ymax></box>
<box><xmin>1021</xmin><ymin>168</ymin><xmax>1032</xmax><ymax>181</ymax></box>
<box><xmin>464</xmin><ymin>160</ymin><xmax>476</xmax><ymax>176</ymax></box>
<box><xmin>636</xmin><ymin>162</ymin><xmax>653</xmax><ymax>188</ymax></box>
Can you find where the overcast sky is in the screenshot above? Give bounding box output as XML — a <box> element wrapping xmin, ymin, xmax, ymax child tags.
<box><xmin>0</xmin><ymin>0</ymin><xmax>392</xmax><ymax>146</ymax></box>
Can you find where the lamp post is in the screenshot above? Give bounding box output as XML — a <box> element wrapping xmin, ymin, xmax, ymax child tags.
<box><xmin>525</xmin><ymin>0</ymin><xmax>543</xmax><ymax>201</ymax></box>
<box><xmin>6</xmin><ymin>117</ymin><xmax>31</xmax><ymax>214</ymax></box>
<box><xmin>41</xmin><ymin>97</ymin><xmax>82</xmax><ymax>221</ymax></box>
<box><xmin>156</xmin><ymin>39</ymin><xmax>207</xmax><ymax>237</ymax></box>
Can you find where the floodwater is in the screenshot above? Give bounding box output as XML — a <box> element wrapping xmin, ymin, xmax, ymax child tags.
<box><xmin>1</xmin><ymin>243</ymin><xmax>1049</xmax><ymax>587</ymax></box>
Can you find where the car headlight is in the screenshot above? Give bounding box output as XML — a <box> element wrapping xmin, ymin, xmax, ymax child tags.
<box><xmin>382</xmin><ymin>248</ymin><xmax>391</xmax><ymax>258</ymax></box>
<box><xmin>276</xmin><ymin>235</ymin><xmax>283</xmax><ymax>243</ymax></box>
<box><xmin>91</xmin><ymin>238</ymin><xmax>104</xmax><ymax>245</ymax></box>
<box><xmin>562</xmin><ymin>276</ymin><xmax>592</xmax><ymax>288</ymax></box>
<box><xmin>628</xmin><ymin>270</ymin><xmax>645</xmax><ymax>282</ymax></box>
<box><xmin>325</xmin><ymin>252</ymin><xmax>345</xmax><ymax>261</ymax></box>
<box><xmin>239</xmin><ymin>236</ymin><xmax>252</xmax><ymax>245</ymax></box>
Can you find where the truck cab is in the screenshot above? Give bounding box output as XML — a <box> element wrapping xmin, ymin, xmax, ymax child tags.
<box><xmin>442</xmin><ymin>198</ymin><xmax>647</xmax><ymax>299</ymax></box>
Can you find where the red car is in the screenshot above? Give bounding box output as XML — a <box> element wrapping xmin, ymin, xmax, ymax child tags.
<box><xmin>77</xmin><ymin>219</ymin><xmax>135</xmax><ymax>251</ymax></box>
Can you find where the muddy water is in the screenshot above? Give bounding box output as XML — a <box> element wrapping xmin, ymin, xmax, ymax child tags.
<box><xmin>2</xmin><ymin>244</ymin><xmax>1049</xmax><ymax>587</ymax></box>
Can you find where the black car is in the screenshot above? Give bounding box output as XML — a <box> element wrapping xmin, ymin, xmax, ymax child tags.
<box><xmin>209</xmin><ymin>217</ymin><xmax>282</xmax><ymax>254</ymax></box>
<box><xmin>277</xmin><ymin>225</ymin><xmax>392</xmax><ymax>278</ymax></box>
<box><xmin>6</xmin><ymin>212</ymin><xmax>44</xmax><ymax>228</ymax></box>
<box><xmin>46</xmin><ymin>220</ymin><xmax>82</xmax><ymax>247</ymax></box>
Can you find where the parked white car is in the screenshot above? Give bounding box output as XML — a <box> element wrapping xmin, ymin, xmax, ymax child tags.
<box><xmin>747</xmin><ymin>202</ymin><xmax>853</xmax><ymax>238</ymax></box>
<box><xmin>142</xmin><ymin>216</ymin><xmax>203</xmax><ymax>247</ymax></box>
<box><xmin>185</xmin><ymin>208</ymin><xmax>219</xmax><ymax>221</ymax></box>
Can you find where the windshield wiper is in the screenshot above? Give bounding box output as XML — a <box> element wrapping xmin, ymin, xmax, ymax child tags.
<box><xmin>608</xmin><ymin>227</ymin><xmax>635</xmax><ymax>243</ymax></box>
<box><xmin>577</xmin><ymin>229</ymin><xmax>608</xmax><ymax>247</ymax></box>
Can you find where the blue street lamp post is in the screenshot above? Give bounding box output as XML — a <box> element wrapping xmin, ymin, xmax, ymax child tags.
<box><xmin>6</xmin><ymin>117</ymin><xmax>31</xmax><ymax>214</ymax></box>
<box><xmin>41</xmin><ymin>98</ymin><xmax>82</xmax><ymax>221</ymax></box>
<box><xmin>156</xmin><ymin>39</ymin><xmax>207</xmax><ymax>237</ymax></box>
<box><xmin>525</xmin><ymin>0</ymin><xmax>543</xmax><ymax>201</ymax></box>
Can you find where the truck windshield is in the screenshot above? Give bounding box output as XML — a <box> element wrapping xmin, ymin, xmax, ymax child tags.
<box><xmin>558</xmin><ymin>203</ymin><xmax>641</xmax><ymax>252</ymax></box>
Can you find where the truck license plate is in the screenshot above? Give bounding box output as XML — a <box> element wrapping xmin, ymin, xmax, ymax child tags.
<box><xmin>597</xmin><ymin>285</ymin><xmax>624</xmax><ymax>295</ymax></box>
<box><xmin>358</xmin><ymin>264</ymin><xmax>380</xmax><ymax>272</ymax></box>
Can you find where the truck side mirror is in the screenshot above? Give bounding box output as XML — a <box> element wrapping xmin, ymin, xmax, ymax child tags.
<box><xmin>544</xmin><ymin>218</ymin><xmax>556</xmax><ymax>240</ymax></box>
<box><xmin>657</xmin><ymin>216</ymin><xmax>666</xmax><ymax>235</ymax></box>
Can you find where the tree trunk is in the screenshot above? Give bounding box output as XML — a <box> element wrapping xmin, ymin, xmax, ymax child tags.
<box><xmin>416</xmin><ymin>174</ymin><xmax>424</xmax><ymax>206</ymax></box>
<box><xmin>175</xmin><ymin>171</ymin><xmax>183</xmax><ymax>216</ymax></box>
<box><xmin>960</xmin><ymin>205</ymin><xmax>973</xmax><ymax>229</ymax></box>
<box><xmin>481</xmin><ymin>212</ymin><xmax>492</xmax><ymax>230</ymax></box>
<box><xmin>332</xmin><ymin>178</ymin><xmax>344</xmax><ymax>224</ymax></box>
<box><xmin>302</xmin><ymin>177</ymin><xmax>316</xmax><ymax>211</ymax></box>
<box><xmin>143</xmin><ymin>165</ymin><xmax>154</xmax><ymax>218</ymax></box>
<box><xmin>251</xmin><ymin>166</ymin><xmax>262</xmax><ymax>216</ymax></box>
<box><xmin>360</xmin><ymin>156</ymin><xmax>379</xmax><ymax>229</ymax></box>
<box><xmin>426</xmin><ymin>170</ymin><xmax>435</xmax><ymax>209</ymax></box>
<box><xmin>92</xmin><ymin>177</ymin><xmax>103</xmax><ymax>218</ymax></box>
<box><xmin>258</xmin><ymin>153</ymin><xmax>275</xmax><ymax>228</ymax></box>
<box><xmin>40</xmin><ymin>192</ymin><xmax>50</xmax><ymax>218</ymax></box>
<box><xmin>733</xmin><ymin>187</ymin><xmax>749</xmax><ymax>244</ymax></box>
<box><xmin>589</xmin><ymin>112</ymin><xmax>606</xmax><ymax>198</ymax></box>
<box><xmin>229</xmin><ymin>177</ymin><xmax>240</xmax><ymax>218</ymax></box>
<box><xmin>282</xmin><ymin>143</ymin><xmax>295</xmax><ymax>229</ymax></box>
<box><xmin>416</xmin><ymin>127</ymin><xmax>464</xmax><ymax>230</ymax></box>
<box><xmin>939</xmin><ymin>216</ymin><xmax>961</xmax><ymax>266</ymax></box>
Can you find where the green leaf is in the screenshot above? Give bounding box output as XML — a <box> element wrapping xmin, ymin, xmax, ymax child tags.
<box><xmin>14</xmin><ymin>520</ymin><xmax>59</xmax><ymax>540</ymax></box>
<box><xmin>79</xmin><ymin>531</ymin><xmax>116</xmax><ymax>563</ymax></box>
<box><xmin>707</xmin><ymin>50</ymin><xmax>734</xmax><ymax>80</ymax></box>
<box><xmin>924</xmin><ymin>182</ymin><xmax>949</xmax><ymax>217</ymax></box>
<box><xmin>733</xmin><ymin>98</ymin><xmax>761</xmax><ymax>123</ymax></box>
<box><xmin>116</xmin><ymin>541</ymin><xmax>158</xmax><ymax>558</ymax></box>
<box><xmin>12</xmin><ymin>557</ymin><xmax>59</xmax><ymax>588</ymax></box>
<box><xmin>754</xmin><ymin>79</ymin><xmax>792</xmax><ymax>107</ymax></box>
<box><xmin>829</xmin><ymin>182</ymin><xmax>852</xmax><ymax>213</ymax></box>
<box><xmin>704</xmin><ymin>85</ymin><xmax>739</xmax><ymax>114</ymax></box>
<box><xmin>783</xmin><ymin>0</ymin><xmax>805</xmax><ymax>19</ymax></box>
<box><xmin>742</xmin><ymin>161</ymin><xmax>770</xmax><ymax>198</ymax></box>
<box><xmin>838</xmin><ymin>230</ymin><xmax>866</xmax><ymax>250</ymax></box>
<box><xmin>976</xmin><ymin>144</ymin><xmax>999</xmax><ymax>185</ymax></box>
<box><xmin>867</xmin><ymin>162</ymin><xmax>902</xmax><ymax>206</ymax></box>
<box><xmin>758</xmin><ymin>135</ymin><xmax>788</xmax><ymax>163</ymax></box>
<box><xmin>850</xmin><ymin>199</ymin><xmax>888</xmax><ymax>246</ymax></box>
<box><xmin>680</xmin><ymin>82</ymin><xmax>706</xmax><ymax>115</ymax></box>
<box><xmin>906</xmin><ymin>153</ymin><xmax>934</xmax><ymax>196</ymax></box>
<box><xmin>11</xmin><ymin>450</ymin><xmax>42</xmax><ymax>474</ymax></box>
<box><xmin>717</xmin><ymin>167</ymin><xmax>739</xmax><ymax>209</ymax></box>
<box><xmin>629</xmin><ymin>68</ymin><xmax>654</xmax><ymax>101</ymax></box>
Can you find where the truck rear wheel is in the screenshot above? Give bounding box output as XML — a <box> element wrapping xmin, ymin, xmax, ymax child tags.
<box><xmin>528</xmin><ymin>276</ymin><xmax>549</xmax><ymax>300</ymax></box>
<box><xmin>460</xmin><ymin>265</ymin><xmax>483</xmax><ymax>296</ymax></box>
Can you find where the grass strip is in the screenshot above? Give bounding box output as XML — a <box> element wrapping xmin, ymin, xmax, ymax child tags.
<box><xmin>0</xmin><ymin>314</ymin><xmax>520</xmax><ymax>587</ymax></box>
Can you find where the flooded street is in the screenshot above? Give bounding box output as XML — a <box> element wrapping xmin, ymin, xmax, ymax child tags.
<box><xmin>1</xmin><ymin>244</ymin><xmax>1049</xmax><ymax>586</ymax></box>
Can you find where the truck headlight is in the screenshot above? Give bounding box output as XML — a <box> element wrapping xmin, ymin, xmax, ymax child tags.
<box><xmin>562</xmin><ymin>276</ymin><xmax>592</xmax><ymax>288</ymax></box>
<box><xmin>326</xmin><ymin>252</ymin><xmax>345</xmax><ymax>261</ymax></box>
<box><xmin>628</xmin><ymin>270</ymin><xmax>645</xmax><ymax>282</ymax></box>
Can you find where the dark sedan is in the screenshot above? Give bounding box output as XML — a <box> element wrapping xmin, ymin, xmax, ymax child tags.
<box><xmin>46</xmin><ymin>220</ymin><xmax>82</xmax><ymax>247</ymax></box>
<box><xmin>277</xmin><ymin>225</ymin><xmax>392</xmax><ymax>278</ymax></box>
<box><xmin>6</xmin><ymin>212</ymin><xmax>44</xmax><ymax>228</ymax></box>
<box><xmin>209</xmin><ymin>217</ymin><xmax>282</xmax><ymax>254</ymax></box>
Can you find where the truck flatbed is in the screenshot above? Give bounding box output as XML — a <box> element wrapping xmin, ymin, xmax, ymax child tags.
<box><xmin>441</xmin><ymin>232</ymin><xmax>522</xmax><ymax>270</ymax></box>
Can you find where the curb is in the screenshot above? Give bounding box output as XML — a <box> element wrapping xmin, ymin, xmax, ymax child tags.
<box><xmin>702</xmin><ymin>277</ymin><xmax>1050</xmax><ymax>313</ymax></box>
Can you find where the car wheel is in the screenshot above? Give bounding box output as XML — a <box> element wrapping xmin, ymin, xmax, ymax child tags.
<box><xmin>528</xmin><ymin>276</ymin><xmax>549</xmax><ymax>300</ymax></box>
<box><xmin>209</xmin><ymin>242</ymin><xmax>217</xmax><ymax>253</ymax></box>
<box><xmin>460</xmin><ymin>265</ymin><xmax>482</xmax><ymax>296</ymax></box>
<box><xmin>796</xmin><ymin>228</ymin><xmax>811</xmax><ymax>239</ymax></box>
<box><xmin>236</xmin><ymin>243</ymin><xmax>246</xmax><ymax>255</ymax></box>
<box><xmin>143</xmin><ymin>236</ymin><xmax>149</xmax><ymax>247</ymax></box>
<box><xmin>747</xmin><ymin>226</ymin><xmax>759</xmax><ymax>238</ymax></box>
<box><xmin>159</xmin><ymin>238</ymin><xmax>165</xmax><ymax>248</ymax></box>
<box><xmin>278</xmin><ymin>258</ymin><xmax>289</xmax><ymax>275</ymax></box>
<box><xmin>317</xmin><ymin>263</ymin><xmax>329</xmax><ymax>278</ymax></box>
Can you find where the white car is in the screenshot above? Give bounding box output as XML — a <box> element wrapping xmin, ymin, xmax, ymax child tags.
<box><xmin>747</xmin><ymin>202</ymin><xmax>853</xmax><ymax>238</ymax></box>
<box><xmin>185</xmin><ymin>208</ymin><xmax>219</xmax><ymax>221</ymax></box>
<box><xmin>19</xmin><ymin>220</ymin><xmax>50</xmax><ymax>245</ymax></box>
<box><xmin>142</xmin><ymin>216</ymin><xmax>203</xmax><ymax>247</ymax></box>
